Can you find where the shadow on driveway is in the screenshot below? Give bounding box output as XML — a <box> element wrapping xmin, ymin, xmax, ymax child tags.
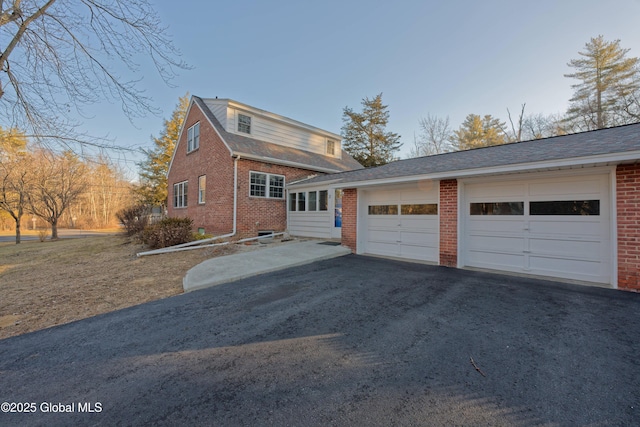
<box><xmin>1</xmin><ymin>255</ymin><xmax>639</xmax><ymax>426</ymax></box>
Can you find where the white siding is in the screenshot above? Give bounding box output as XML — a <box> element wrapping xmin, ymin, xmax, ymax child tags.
<box><xmin>229</xmin><ymin>107</ymin><xmax>341</xmax><ymax>158</ymax></box>
<box><xmin>287</xmin><ymin>187</ymin><xmax>333</xmax><ymax>239</ymax></box>
<box><xmin>288</xmin><ymin>211</ymin><xmax>332</xmax><ymax>239</ymax></box>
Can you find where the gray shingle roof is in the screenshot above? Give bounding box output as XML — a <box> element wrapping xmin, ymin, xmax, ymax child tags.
<box><xmin>193</xmin><ymin>96</ymin><xmax>363</xmax><ymax>173</ymax></box>
<box><xmin>290</xmin><ymin>122</ymin><xmax>640</xmax><ymax>187</ymax></box>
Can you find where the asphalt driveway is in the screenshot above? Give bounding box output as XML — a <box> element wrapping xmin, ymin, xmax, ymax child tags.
<box><xmin>1</xmin><ymin>255</ymin><xmax>639</xmax><ymax>426</ymax></box>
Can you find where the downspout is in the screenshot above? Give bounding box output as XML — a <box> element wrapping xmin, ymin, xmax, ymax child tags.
<box><xmin>232</xmin><ymin>155</ymin><xmax>239</xmax><ymax>236</ymax></box>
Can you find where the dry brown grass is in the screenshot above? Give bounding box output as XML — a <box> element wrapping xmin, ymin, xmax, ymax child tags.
<box><xmin>0</xmin><ymin>234</ymin><xmax>241</xmax><ymax>339</ymax></box>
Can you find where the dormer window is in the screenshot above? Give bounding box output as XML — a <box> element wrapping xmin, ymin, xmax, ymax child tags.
<box><xmin>238</xmin><ymin>114</ymin><xmax>251</xmax><ymax>134</ymax></box>
<box><xmin>326</xmin><ymin>139</ymin><xmax>336</xmax><ymax>156</ymax></box>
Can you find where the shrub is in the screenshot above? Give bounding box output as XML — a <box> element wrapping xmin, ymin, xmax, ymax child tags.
<box><xmin>116</xmin><ymin>205</ymin><xmax>151</xmax><ymax>237</ymax></box>
<box><xmin>37</xmin><ymin>229</ymin><xmax>49</xmax><ymax>242</ymax></box>
<box><xmin>142</xmin><ymin>217</ymin><xmax>194</xmax><ymax>249</ymax></box>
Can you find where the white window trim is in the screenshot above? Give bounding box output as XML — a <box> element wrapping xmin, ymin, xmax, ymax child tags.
<box><xmin>187</xmin><ymin>122</ymin><xmax>200</xmax><ymax>152</ymax></box>
<box><xmin>174</xmin><ymin>181</ymin><xmax>188</xmax><ymax>208</ymax></box>
<box><xmin>249</xmin><ymin>171</ymin><xmax>285</xmax><ymax>199</ymax></box>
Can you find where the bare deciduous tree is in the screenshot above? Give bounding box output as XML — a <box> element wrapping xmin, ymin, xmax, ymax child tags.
<box><xmin>0</xmin><ymin>0</ymin><xmax>188</xmax><ymax>150</ymax></box>
<box><xmin>409</xmin><ymin>114</ymin><xmax>453</xmax><ymax>157</ymax></box>
<box><xmin>0</xmin><ymin>156</ymin><xmax>31</xmax><ymax>243</ymax></box>
<box><xmin>28</xmin><ymin>150</ymin><xmax>87</xmax><ymax>238</ymax></box>
<box><xmin>0</xmin><ymin>126</ymin><xmax>29</xmax><ymax>243</ymax></box>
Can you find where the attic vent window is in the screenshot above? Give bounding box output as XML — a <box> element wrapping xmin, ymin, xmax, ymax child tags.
<box><xmin>326</xmin><ymin>139</ymin><xmax>336</xmax><ymax>156</ymax></box>
<box><xmin>238</xmin><ymin>114</ymin><xmax>251</xmax><ymax>134</ymax></box>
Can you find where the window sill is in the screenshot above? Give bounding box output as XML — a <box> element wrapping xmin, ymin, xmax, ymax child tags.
<box><xmin>248</xmin><ymin>195</ymin><xmax>285</xmax><ymax>201</ymax></box>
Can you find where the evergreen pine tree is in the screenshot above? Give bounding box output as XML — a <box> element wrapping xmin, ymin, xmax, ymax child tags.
<box><xmin>565</xmin><ymin>36</ymin><xmax>640</xmax><ymax>130</ymax></box>
<box><xmin>341</xmin><ymin>93</ymin><xmax>401</xmax><ymax>167</ymax></box>
<box><xmin>137</xmin><ymin>93</ymin><xmax>190</xmax><ymax>208</ymax></box>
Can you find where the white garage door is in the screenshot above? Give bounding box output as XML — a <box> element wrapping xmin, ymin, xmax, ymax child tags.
<box><xmin>364</xmin><ymin>186</ymin><xmax>439</xmax><ymax>262</ymax></box>
<box><xmin>463</xmin><ymin>173</ymin><xmax>611</xmax><ymax>284</ymax></box>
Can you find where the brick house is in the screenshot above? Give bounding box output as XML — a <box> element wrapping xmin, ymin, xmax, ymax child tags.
<box><xmin>288</xmin><ymin>123</ymin><xmax>640</xmax><ymax>291</ymax></box>
<box><xmin>166</xmin><ymin>96</ymin><xmax>362</xmax><ymax>238</ymax></box>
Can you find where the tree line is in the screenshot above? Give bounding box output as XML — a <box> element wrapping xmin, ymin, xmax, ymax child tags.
<box><xmin>343</xmin><ymin>36</ymin><xmax>640</xmax><ymax>165</ymax></box>
<box><xmin>0</xmin><ymin>129</ymin><xmax>133</xmax><ymax>243</ymax></box>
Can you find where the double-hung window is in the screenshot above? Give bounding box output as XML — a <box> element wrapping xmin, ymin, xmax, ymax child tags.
<box><xmin>250</xmin><ymin>172</ymin><xmax>285</xmax><ymax>199</ymax></box>
<box><xmin>326</xmin><ymin>139</ymin><xmax>336</xmax><ymax>156</ymax></box>
<box><xmin>238</xmin><ymin>114</ymin><xmax>251</xmax><ymax>134</ymax></box>
<box><xmin>187</xmin><ymin>122</ymin><xmax>200</xmax><ymax>152</ymax></box>
<box><xmin>174</xmin><ymin>181</ymin><xmax>188</xmax><ymax>208</ymax></box>
<box><xmin>198</xmin><ymin>175</ymin><xmax>206</xmax><ymax>204</ymax></box>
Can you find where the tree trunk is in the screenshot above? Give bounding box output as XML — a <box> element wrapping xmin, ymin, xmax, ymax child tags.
<box><xmin>15</xmin><ymin>218</ymin><xmax>21</xmax><ymax>244</ymax></box>
<box><xmin>51</xmin><ymin>218</ymin><xmax>58</xmax><ymax>239</ymax></box>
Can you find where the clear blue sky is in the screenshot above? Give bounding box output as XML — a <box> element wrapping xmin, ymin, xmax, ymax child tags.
<box><xmin>78</xmin><ymin>0</ymin><xmax>640</xmax><ymax>175</ymax></box>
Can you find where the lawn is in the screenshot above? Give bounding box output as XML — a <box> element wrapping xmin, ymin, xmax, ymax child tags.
<box><xmin>0</xmin><ymin>234</ymin><xmax>238</xmax><ymax>339</ymax></box>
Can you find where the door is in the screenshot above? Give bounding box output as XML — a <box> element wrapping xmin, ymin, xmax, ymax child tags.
<box><xmin>363</xmin><ymin>185</ymin><xmax>439</xmax><ymax>262</ymax></box>
<box><xmin>462</xmin><ymin>173</ymin><xmax>611</xmax><ymax>284</ymax></box>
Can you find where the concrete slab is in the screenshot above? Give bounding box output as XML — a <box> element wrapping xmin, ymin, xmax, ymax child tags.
<box><xmin>183</xmin><ymin>240</ymin><xmax>351</xmax><ymax>292</ymax></box>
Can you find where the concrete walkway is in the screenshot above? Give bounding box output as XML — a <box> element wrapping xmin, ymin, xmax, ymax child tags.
<box><xmin>183</xmin><ymin>240</ymin><xmax>351</xmax><ymax>292</ymax></box>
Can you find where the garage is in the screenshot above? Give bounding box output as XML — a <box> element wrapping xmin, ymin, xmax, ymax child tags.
<box><xmin>361</xmin><ymin>184</ymin><xmax>439</xmax><ymax>262</ymax></box>
<box><xmin>461</xmin><ymin>171</ymin><xmax>612</xmax><ymax>284</ymax></box>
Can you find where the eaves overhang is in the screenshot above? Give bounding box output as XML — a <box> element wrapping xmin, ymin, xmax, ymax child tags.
<box><xmin>324</xmin><ymin>150</ymin><xmax>640</xmax><ymax>190</ymax></box>
<box><xmin>232</xmin><ymin>151</ymin><xmax>345</xmax><ymax>174</ymax></box>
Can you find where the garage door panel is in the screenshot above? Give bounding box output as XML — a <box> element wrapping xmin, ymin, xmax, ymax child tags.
<box><xmin>368</xmin><ymin>229</ymin><xmax>398</xmax><ymax>242</ymax></box>
<box><xmin>529</xmin><ymin>237</ymin><xmax>602</xmax><ymax>259</ymax></box>
<box><xmin>467</xmin><ymin>218</ymin><xmax>524</xmax><ymax>234</ymax></box>
<box><xmin>528</xmin><ymin>178</ymin><xmax>602</xmax><ymax>197</ymax></box>
<box><xmin>368</xmin><ymin>217</ymin><xmax>399</xmax><ymax>228</ymax></box>
<box><xmin>400</xmin><ymin>244</ymin><xmax>438</xmax><ymax>261</ymax></box>
<box><xmin>363</xmin><ymin>186</ymin><xmax>439</xmax><ymax>263</ymax></box>
<box><xmin>466</xmin><ymin>183</ymin><xmax>525</xmax><ymax>198</ymax></box>
<box><xmin>467</xmin><ymin>250</ymin><xmax>524</xmax><ymax>270</ymax></box>
<box><xmin>463</xmin><ymin>173</ymin><xmax>611</xmax><ymax>285</ymax></box>
<box><xmin>400</xmin><ymin>217</ymin><xmax>438</xmax><ymax>230</ymax></box>
<box><xmin>529</xmin><ymin>256</ymin><xmax>603</xmax><ymax>279</ymax></box>
<box><xmin>399</xmin><ymin>230</ymin><xmax>437</xmax><ymax>246</ymax></box>
<box><xmin>367</xmin><ymin>241</ymin><xmax>399</xmax><ymax>257</ymax></box>
<box><xmin>467</xmin><ymin>234</ymin><xmax>525</xmax><ymax>253</ymax></box>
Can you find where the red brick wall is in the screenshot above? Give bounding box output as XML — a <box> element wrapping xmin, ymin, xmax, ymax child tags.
<box><xmin>617</xmin><ymin>164</ymin><xmax>640</xmax><ymax>291</ymax></box>
<box><xmin>235</xmin><ymin>159</ymin><xmax>316</xmax><ymax>237</ymax></box>
<box><xmin>342</xmin><ymin>188</ymin><xmax>358</xmax><ymax>252</ymax></box>
<box><xmin>439</xmin><ymin>179</ymin><xmax>458</xmax><ymax>267</ymax></box>
<box><xmin>167</xmin><ymin>104</ymin><xmax>235</xmax><ymax>235</ymax></box>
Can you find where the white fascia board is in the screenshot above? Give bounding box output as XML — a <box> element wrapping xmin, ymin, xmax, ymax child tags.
<box><xmin>226</xmin><ymin>99</ymin><xmax>342</xmax><ymax>140</ymax></box>
<box><xmin>331</xmin><ymin>151</ymin><xmax>640</xmax><ymax>189</ymax></box>
<box><xmin>233</xmin><ymin>151</ymin><xmax>344</xmax><ymax>174</ymax></box>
